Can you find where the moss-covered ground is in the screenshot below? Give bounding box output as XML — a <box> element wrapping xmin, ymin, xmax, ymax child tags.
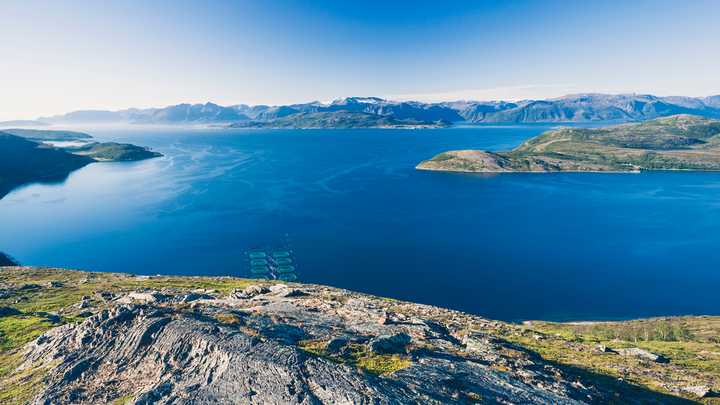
<box><xmin>490</xmin><ymin>317</ymin><xmax>720</xmax><ymax>403</ymax></box>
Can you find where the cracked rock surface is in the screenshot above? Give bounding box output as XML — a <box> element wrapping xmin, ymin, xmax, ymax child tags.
<box><xmin>16</xmin><ymin>282</ymin><xmax>607</xmax><ymax>404</ymax></box>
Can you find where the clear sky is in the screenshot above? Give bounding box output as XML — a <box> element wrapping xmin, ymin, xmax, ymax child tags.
<box><xmin>2</xmin><ymin>0</ymin><xmax>720</xmax><ymax>120</ymax></box>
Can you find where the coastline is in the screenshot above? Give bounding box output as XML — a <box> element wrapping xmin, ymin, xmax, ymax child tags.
<box><xmin>415</xmin><ymin>165</ymin><xmax>642</xmax><ymax>174</ymax></box>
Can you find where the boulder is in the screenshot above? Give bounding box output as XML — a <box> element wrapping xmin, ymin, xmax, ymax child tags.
<box><xmin>615</xmin><ymin>348</ymin><xmax>668</xmax><ymax>363</ymax></box>
<box><xmin>95</xmin><ymin>291</ymin><xmax>115</xmax><ymax>302</ymax></box>
<box><xmin>268</xmin><ymin>284</ymin><xmax>288</xmax><ymax>293</ymax></box>
<box><xmin>0</xmin><ymin>306</ymin><xmax>22</xmax><ymax>317</ymax></box>
<box><xmin>683</xmin><ymin>385</ymin><xmax>711</xmax><ymax>398</ymax></box>
<box><xmin>35</xmin><ymin>312</ymin><xmax>62</xmax><ymax>323</ymax></box>
<box><xmin>594</xmin><ymin>344</ymin><xmax>615</xmax><ymax>354</ymax></box>
<box><xmin>277</xmin><ymin>288</ymin><xmax>308</xmax><ymax>298</ymax></box>
<box><xmin>232</xmin><ymin>285</ymin><xmax>270</xmax><ymax>299</ymax></box>
<box><xmin>370</xmin><ymin>333</ymin><xmax>412</xmax><ymax>355</ymax></box>
<box><xmin>180</xmin><ymin>293</ymin><xmax>214</xmax><ymax>303</ymax></box>
<box><xmin>46</xmin><ymin>281</ymin><xmax>64</xmax><ymax>288</ymax></box>
<box><xmin>326</xmin><ymin>337</ymin><xmax>349</xmax><ymax>354</ymax></box>
<box><xmin>261</xmin><ymin>324</ymin><xmax>306</xmax><ymax>344</ymax></box>
<box><xmin>122</xmin><ymin>291</ymin><xmax>167</xmax><ymax>304</ymax></box>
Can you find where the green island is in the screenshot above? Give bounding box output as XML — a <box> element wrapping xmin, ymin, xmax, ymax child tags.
<box><xmin>417</xmin><ymin>115</ymin><xmax>720</xmax><ymax>173</ymax></box>
<box><xmin>65</xmin><ymin>142</ymin><xmax>162</xmax><ymax>162</ymax></box>
<box><xmin>229</xmin><ymin>111</ymin><xmax>451</xmax><ymax>129</ymax></box>
<box><xmin>0</xmin><ymin>129</ymin><xmax>161</xmax><ymax>199</ymax></box>
<box><xmin>0</xmin><ymin>266</ymin><xmax>717</xmax><ymax>403</ymax></box>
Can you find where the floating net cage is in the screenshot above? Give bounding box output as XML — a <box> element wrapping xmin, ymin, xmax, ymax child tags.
<box><xmin>246</xmin><ymin>247</ymin><xmax>298</xmax><ymax>281</ymax></box>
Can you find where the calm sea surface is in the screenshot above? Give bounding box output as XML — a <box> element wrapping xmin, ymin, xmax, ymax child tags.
<box><xmin>2</xmin><ymin>125</ymin><xmax>720</xmax><ymax>321</ymax></box>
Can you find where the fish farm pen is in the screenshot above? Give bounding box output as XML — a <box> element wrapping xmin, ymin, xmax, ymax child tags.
<box><xmin>247</xmin><ymin>249</ymin><xmax>298</xmax><ymax>282</ymax></box>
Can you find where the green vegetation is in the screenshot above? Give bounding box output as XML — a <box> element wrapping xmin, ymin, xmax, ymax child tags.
<box><xmin>111</xmin><ymin>394</ymin><xmax>136</xmax><ymax>404</ymax></box>
<box><xmin>0</xmin><ymin>316</ymin><xmax>55</xmax><ymax>351</ymax></box>
<box><xmin>355</xmin><ymin>351</ymin><xmax>411</xmax><ymax>375</ymax></box>
<box><xmin>298</xmin><ymin>339</ymin><xmax>411</xmax><ymax>375</ymax></box>
<box><xmin>418</xmin><ymin>115</ymin><xmax>720</xmax><ymax>173</ymax></box>
<box><xmin>568</xmin><ymin>318</ymin><xmax>693</xmax><ymax>342</ymax></box>
<box><xmin>0</xmin><ymin>270</ymin><xmax>253</xmax><ymax>351</ymax></box>
<box><xmin>214</xmin><ymin>312</ymin><xmax>243</xmax><ymax>325</ymax></box>
<box><xmin>68</xmin><ymin>142</ymin><xmax>162</xmax><ymax>161</ymax></box>
<box><xmin>0</xmin><ymin>357</ymin><xmax>55</xmax><ymax>405</ymax></box>
<box><xmin>491</xmin><ymin>317</ymin><xmax>720</xmax><ymax>403</ymax></box>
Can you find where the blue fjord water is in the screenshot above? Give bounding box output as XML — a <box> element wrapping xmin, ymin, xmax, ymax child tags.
<box><xmin>2</xmin><ymin>125</ymin><xmax>720</xmax><ymax>321</ymax></box>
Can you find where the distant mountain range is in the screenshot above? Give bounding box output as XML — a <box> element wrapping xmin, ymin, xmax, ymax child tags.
<box><xmin>32</xmin><ymin>94</ymin><xmax>720</xmax><ymax>127</ymax></box>
<box><xmin>0</xmin><ymin>119</ymin><xmax>49</xmax><ymax>127</ymax></box>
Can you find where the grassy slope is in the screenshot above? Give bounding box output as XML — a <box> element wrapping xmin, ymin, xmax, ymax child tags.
<box><xmin>419</xmin><ymin>115</ymin><xmax>720</xmax><ymax>172</ymax></box>
<box><xmin>493</xmin><ymin>318</ymin><xmax>720</xmax><ymax>403</ymax></box>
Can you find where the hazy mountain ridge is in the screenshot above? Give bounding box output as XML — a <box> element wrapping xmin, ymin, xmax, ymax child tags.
<box><xmin>229</xmin><ymin>111</ymin><xmax>451</xmax><ymax>129</ymax></box>
<box><xmin>35</xmin><ymin>94</ymin><xmax>720</xmax><ymax>127</ymax></box>
<box><xmin>0</xmin><ymin>120</ymin><xmax>49</xmax><ymax>127</ymax></box>
<box><xmin>1</xmin><ymin>128</ymin><xmax>93</xmax><ymax>141</ymax></box>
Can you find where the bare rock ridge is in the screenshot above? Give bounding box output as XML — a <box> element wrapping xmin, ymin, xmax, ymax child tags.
<box><xmin>0</xmin><ymin>268</ymin><xmax>704</xmax><ymax>404</ymax></box>
<box><xmin>20</xmin><ymin>283</ymin><xmax>588</xmax><ymax>404</ymax></box>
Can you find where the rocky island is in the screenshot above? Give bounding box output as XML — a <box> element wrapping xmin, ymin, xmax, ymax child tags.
<box><xmin>417</xmin><ymin>115</ymin><xmax>720</xmax><ymax>173</ymax></box>
<box><xmin>0</xmin><ymin>266</ymin><xmax>717</xmax><ymax>404</ymax></box>
<box><xmin>0</xmin><ymin>129</ymin><xmax>161</xmax><ymax>199</ymax></box>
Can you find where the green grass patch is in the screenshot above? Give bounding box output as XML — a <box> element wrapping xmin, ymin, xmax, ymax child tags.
<box><xmin>214</xmin><ymin>312</ymin><xmax>243</xmax><ymax>325</ymax></box>
<box><xmin>0</xmin><ymin>357</ymin><xmax>56</xmax><ymax>405</ymax></box>
<box><xmin>355</xmin><ymin>353</ymin><xmax>410</xmax><ymax>375</ymax></box>
<box><xmin>0</xmin><ymin>316</ymin><xmax>55</xmax><ymax>352</ymax></box>
<box><xmin>298</xmin><ymin>340</ymin><xmax>411</xmax><ymax>376</ymax></box>
<box><xmin>111</xmin><ymin>394</ymin><xmax>136</xmax><ymax>405</ymax></box>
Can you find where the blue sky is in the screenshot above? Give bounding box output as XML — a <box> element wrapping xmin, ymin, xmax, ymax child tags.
<box><xmin>2</xmin><ymin>0</ymin><xmax>719</xmax><ymax>119</ymax></box>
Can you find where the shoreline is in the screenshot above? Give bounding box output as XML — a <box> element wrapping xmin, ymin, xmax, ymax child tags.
<box><xmin>416</xmin><ymin>165</ymin><xmax>642</xmax><ymax>174</ymax></box>
<box><xmin>1</xmin><ymin>265</ymin><xmax>711</xmax><ymax>325</ymax></box>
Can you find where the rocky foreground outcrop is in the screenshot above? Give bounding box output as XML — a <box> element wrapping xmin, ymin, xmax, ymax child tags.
<box><xmin>18</xmin><ymin>283</ymin><xmax>594</xmax><ymax>404</ymax></box>
<box><xmin>0</xmin><ymin>268</ymin><xmax>708</xmax><ymax>404</ymax></box>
